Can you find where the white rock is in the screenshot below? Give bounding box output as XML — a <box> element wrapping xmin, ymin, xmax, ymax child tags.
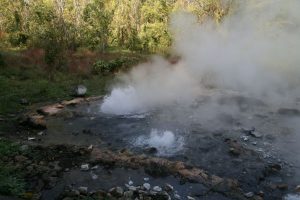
<box><xmin>28</xmin><ymin>137</ymin><xmax>36</xmax><ymax>141</ymax></box>
<box><xmin>128</xmin><ymin>186</ymin><xmax>137</xmax><ymax>191</ymax></box>
<box><xmin>78</xmin><ymin>186</ymin><xmax>88</xmax><ymax>194</ymax></box>
<box><xmin>153</xmin><ymin>186</ymin><xmax>162</xmax><ymax>192</ymax></box>
<box><xmin>128</xmin><ymin>180</ymin><xmax>134</xmax><ymax>185</ymax></box>
<box><xmin>81</xmin><ymin>164</ymin><xmax>90</xmax><ymax>171</ymax></box>
<box><xmin>187</xmin><ymin>196</ymin><xmax>196</xmax><ymax>200</ymax></box>
<box><xmin>244</xmin><ymin>192</ymin><xmax>254</xmax><ymax>198</ymax></box>
<box><xmin>90</xmin><ymin>172</ymin><xmax>98</xmax><ymax>180</ymax></box>
<box><xmin>37</xmin><ymin>131</ymin><xmax>44</xmax><ymax>136</ymax></box>
<box><xmin>144</xmin><ymin>177</ymin><xmax>150</xmax><ymax>182</ymax></box>
<box><xmin>88</xmin><ymin>145</ymin><xmax>93</xmax><ymax>150</ymax></box>
<box><xmin>74</xmin><ymin>85</ymin><xmax>87</xmax><ymax>96</ymax></box>
<box><xmin>143</xmin><ymin>183</ymin><xmax>151</xmax><ymax>190</ymax></box>
<box><xmin>174</xmin><ymin>194</ymin><xmax>181</xmax><ymax>199</ymax></box>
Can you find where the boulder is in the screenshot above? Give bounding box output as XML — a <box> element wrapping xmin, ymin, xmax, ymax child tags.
<box><xmin>74</xmin><ymin>85</ymin><xmax>87</xmax><ymax>97</ymax></box>
<box><xmin>38</xmin><ymin>104</ymin><xmax>64</xmax><ymax>116</ymax></box>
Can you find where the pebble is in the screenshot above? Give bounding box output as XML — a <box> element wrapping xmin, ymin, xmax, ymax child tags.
<box><xmin>143</xmin><ymin>183</ymin><xmax>151</xmax><ymax>190</ymax></box>
<box><xmin>91</xmin><ymin>165</ymin><xmax>99</xmax><ymax>170</ymax></box>
<box><xmin>244</xmin><ymin>192</ymin><xmax>254</xmax><ymax>198</ymax></box>
<box><xmin>164</xmin><ymin>183</ymin><xmax>174</xmax><ymax>192</ymax></box>
<box><xmin>90</xmin><ymin>172</ymin><xmax>98</xmax><ymax>180</ymax></box>
<box><xmin>187</xmin><ymin>196</ymin><xmax>196</xmax><ymax>200</ymax></box>
<box><xmin>78</xmin><ymin>186</ymin><xmax>88</xmax><ymax>194</ymax></box>
<box><xmin>128</xmin><ymin>186</ymin><xmax>137</xmax><ymax>191</ymax></box>
<box><xmin>296</xmin><ymin>185</ymin><xmax>300</xmax><ymax>192</ymax></box>
<box><xmin>80</xmin><ymin>164</ymin><xmax>89</xmax><ymax>171</ymax></box>
<box><xmin>241</xmin><ymin>136</ymin><xmax>249</xmax><ymax>141</ymax></box>
<box><xmin>153</xmin><ymin>186</ymin><xmax>162</xmax><ymax>192</ymax></box>
<box><xmin>249</xmin><ymin>131</ymin><xmax>262</xmax><ymax>138</ymax></box>
<box><xmin>109</xmin><ymin>187</ymin><xmax>124</xmax><ymax>197</ymax></box>
<box><xmin>37</xmin><ymin>131</ymin><xmax>44</xmax><ymax>136</ymax></box>
<box><xmin>88</xmin><ymin>145</ymin><xmax>93</xmax><ymax>150</ymax></box>
<box><xmin>28</xmin><ymin>137</ymin><xmax>36</xmax><ymax>141</ymax></box>
<box><xmin>174</xmin><ymin>194</ymin><xmax>181</xmax><ymax>199</ymax></box>
<box><xmin>128</xmin><ymin>180</ymin><xmax>134</xmax><ymax>185</ymax></box>
<box><xmin>144</xmin><ymin>177</ymin><xmax>150</xmax><ymax>182</ymax></box>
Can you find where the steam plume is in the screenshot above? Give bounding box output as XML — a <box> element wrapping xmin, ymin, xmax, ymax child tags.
<box><xmin>101</xmin><ymin>0</ymin><xmax>300</xmax><ymax>115</ymax></box>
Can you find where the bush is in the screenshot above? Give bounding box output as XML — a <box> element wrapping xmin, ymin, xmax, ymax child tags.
<box><xmin>0</xmin><ymin>53</ymin><xmax>5</xmax><ymax>67</ymax></box>
<box><xmin>92</xmin><ymin>57</ymin><xmax>140</xmax><ymax>75</ymax></box>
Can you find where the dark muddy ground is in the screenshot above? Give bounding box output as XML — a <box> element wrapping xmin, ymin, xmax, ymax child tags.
<box><xmin>4</xmin><ymin>91</ymin><xmax>300</xmax><ymax>200</ymax></box>
<box><xmin>11</xmin><ymin>91</ymin><xmax>300</xmax><ymax>199</ymax></box>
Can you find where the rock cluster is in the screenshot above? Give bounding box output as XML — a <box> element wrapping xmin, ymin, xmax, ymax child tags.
<box><xmin>19</xmin><ymin>96</ymin><xmax>102</xmax><ymax>129</ymax></box>
<box><xmin>61</xmin><ymin>182</ymin><xmax>182</xmax><ymax>200</ymax></box>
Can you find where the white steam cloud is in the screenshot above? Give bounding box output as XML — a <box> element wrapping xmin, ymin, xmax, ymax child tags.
<box><xmin>101</xmin><ymin>0</ymin><xmax>300</xmax><ymax>115</ymax></box>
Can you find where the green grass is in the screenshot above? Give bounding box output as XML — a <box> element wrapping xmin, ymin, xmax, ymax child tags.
<box><xmin>0</xmin><ymin>140</ymin><xmax>25</xmax><ymax>196</ymax></box>
<box><xmin>0</xmin><ymin>65</ymin><xmax>113</xmax><ymax>115</ymax></box>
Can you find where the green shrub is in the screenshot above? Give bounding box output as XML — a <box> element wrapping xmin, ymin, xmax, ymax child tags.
<box><xmin>0</xmin><ymin>53</ymin><xmax>5</xmax><ymax>67</ymax></box>
<box><xmin>92</xmin><ymin>57</ymin><xmax>140</xmax><ymax>75</ymax></box>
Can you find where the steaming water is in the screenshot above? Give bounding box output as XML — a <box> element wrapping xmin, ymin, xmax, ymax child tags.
<box><xmin>100</xmin><ymin>86</ymin><xmax>147</xmax><ymax>115</ymax></box>
<box><xmin>134</xmin><ymin>129</ymin><xmax>184</xmax><ymax>156</ymax></box>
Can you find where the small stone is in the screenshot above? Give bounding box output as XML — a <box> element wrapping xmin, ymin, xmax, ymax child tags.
<box><xmin>88</xmin><ymin>145</ymin><xmax>93</xmax><ymax>150</ymax></box>
<box><xmin>143</xmin><ymin>183</ymin><xmax>151</xmax><ymax>190</ymax></box>
<box><xmin>37</xmin><ymin>131</ymin><xmax>44</xmax><ymax>136</ymax></box>
<box><xmin>128</xmin><ymin>180</ymin><xmax>134</xmax><ymax>185</ymax></box>
<box><xmin>277</xmin><ymin>184</ymin><xmax>288</xmax><ymax>190</ymax></box>
<box><xmin>109</xmin><ymin>187</ymin><xmax>123</xmax><ymax>197</ymax></box>
<box><xmin>229</xmin><ymin>147</ymin><xmax>240</xmax><ymax>156</ymax></box>
<box><xmin>144</xmin><ymin>177</ymin><xmax>150</xmax><ymax>182</ymax></box>
<box><xmin>91</xmin><ymin>165</ymin><xmax>99</xmax><ymax>170</ymax></box>
<box><xmin>187</xmin><ymin>196</ymin><xmax>196</xmax><ymax>200</ymax></box>
<box><xmin>164</xmin><ymin>183</ymin><xmax>174</xmax><ymax>192</ymax></box>
<box><xmin>244</xmin><ymin>192</ymin><xmax>254</xmax><ymax>198</ymax></box>
<box><xmin>174</xmin><ymin>194</ymin><xmax>181</xmax><ymax>199</ymax></box>
<box><xmin>28</xmin><ymin>137</ymin><xmax>36</xmax><ymax>141</ymax></box>
<box><xmin>78</xmin><ymin>186</ymin><xmax>88</xmax><ymax>195</ymax></box>
<box><xmin>124</xmin><ymin>190</ymin><xmax>134</xmax><ymax>198</ymax></box>
<box><xmin>81</xmin><ymin>164</ymin><xmax>90</xmax><ymax>171</ymax></box>
<box><xmin>295</xmin><ymin>185</ymin><xmax>300</xmax><ymax>192</ymax></box>
<box><xmin>153</xmin><ymin>186</ymin><xmax>162</xmax><ymax>192</ymax></box>
<box><xmin>128</xmin><ymin>186</ymin><xmax>137</xmax><ymax>191</ymax></box>
<box><xmin>91</xmin><ymin>172</ymin><xmax>98</xmax><ymax>180</ymax></box>
<box><xmin>20</xmin><ymin>145</ymin><xmax>29</xmax><ymax>151</ymax></box>
<box><xmin>257</xmin><ymin>191</ymin><xmax>264</xmax><ymax>197</ymax></box>
<box><xmin>241</xmin><ymin>136</ymin><xmax>249</xmax><ymax>141</ymax></box>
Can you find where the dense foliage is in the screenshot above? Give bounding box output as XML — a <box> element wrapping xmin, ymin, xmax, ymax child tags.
<box><xmin>0</xmin><ymin>0</ymin><xmax>231</xmax><ymax>55</ymax></box>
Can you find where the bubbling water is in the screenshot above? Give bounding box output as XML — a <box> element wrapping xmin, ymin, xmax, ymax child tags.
<box><xmin>134</xmin><ymin>129</ymin><xmax>184</xmax><ymax>156</ymax></box>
